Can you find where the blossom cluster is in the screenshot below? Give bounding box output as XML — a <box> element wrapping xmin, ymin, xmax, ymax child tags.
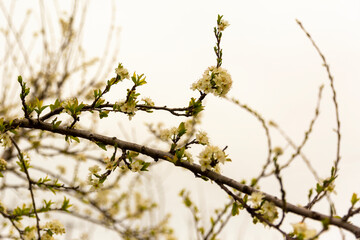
<box><xmin>259</xmin><ymin>201</ymin><xmax>278</xmax><ymax>223</ymax></box>
<box><xmin>218</xmin><ymin>19</ymin><xmax>230</xmax><ymax>32</ymax></box>
<box><xmin>160</xmin><ymin>127</ymin><xmax>179</xmax><ymax>141</ymax></box>
<box><xmin>0</xmin><ymin>133</ymin><xmax>11</xmax><ymax>148</ymax></box>
<box><xmin>250</xmin><ymin>192</ymin><xmax>278</xmax><ymax>224</ymax></box>
<box><xmin>0</xmin><ymin>158</ymin><xmax>7</xmax><ymax>171</ymax></box>
<box><xmin>191</xmin><ymin>66</ymin><xmax>232</xmax><ymax>97</ymax></box>
<box><xmin>115</xmin><ymin>63</ymin><xmax>130</xmax><ymax>80</ymax></box>
<box><xmin>291</xmin><ymin>222</ymin><xmax>317</xmax><ymax>239</ymax></box>
<box><xmin>115</xmin><ymin>100</ymin><xmax>138</xmax><ymax>120</ymax></box>
<box><xmin>23</xmin><ymin>227</ymin><xmax>36</xmax><ymax>240</ymax></box>
<box><xmin>130</xmin><ymin>160</ymin><xmax>142</xmax><ymax>172</ymax></box>
<box><xmin>142</xmin><ymin>97</ymin><xmax>154</xmax><ymax>106</ymax></box>
<box><xmin>198</xmin><ymin>145</ymin><xmax>229</xmax><ymax>172</ymax></box>
<box><xmin>40</xmin><ymin>220</ymin><xmax>66</xmax><ymax>239</ymax></box>
<box><xmin>87</xmin><ymin>165</ymin><xmax>103</xmax><ymax>190</ymax></box>
<box><xmin>43</xmin><ymin>220</ymin><xmax>66</xmax><ymax>234</ymax></box>
<box><xmin>196</xmin><ymin>131</ymin><xmax>209</xmax><ymax>145</ymax></box>
<box><xmin>250</xmin><ymin>191</ymin><xmax>264</xmax><ymax>208</ymax></box>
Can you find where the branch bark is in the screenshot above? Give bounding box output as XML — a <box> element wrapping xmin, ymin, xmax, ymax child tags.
<box><xmin>6</xmin><ymin>117</ymin><xmax>360</xmax><ymax>238</ymax></box>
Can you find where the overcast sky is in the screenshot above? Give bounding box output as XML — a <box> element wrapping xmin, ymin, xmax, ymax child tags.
<box><xmin>98</xmin><ymin>2</ymin><xmax>360</xmax><ymax>239</ymax></box>
<box><xmin>2</xmin><ymin>0</ymin><xmax>360</xmax><ymax>239</ymax></box>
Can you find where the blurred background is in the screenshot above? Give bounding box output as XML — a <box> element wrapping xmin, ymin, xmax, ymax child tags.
<box><xmin>1</xmin><ymin>0</ymin><xmax>360</xmax><ymax>239</ymax></box>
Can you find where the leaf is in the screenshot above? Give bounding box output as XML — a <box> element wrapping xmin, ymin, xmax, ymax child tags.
<box><xmin>351</xmin><ymin>193</ymin><xmax>359</xmax><ymax>206</ymax></box>
<box><xmin>50</xmin><ymin>99</ymin><xmax>62</xmax><ymax>111</ymax></box>
<box><xmin>141</xmin><ymin>162</ymin><xmax>151</xmax><ymax>171</ymax></box>
<box><xmin>95</xmin><ymin>141</ymin><xmax>107</xmax><ymax>151</ymax></box>
<box><xmin>232</xmin><ymin>202</ymin><xmax>240</xmax><ymax>216</ymax></box>
<box><xmin>321</xmin><ymin>217</ymin><xmax>330</xmax><ymax>230</ymax></box>
<box><xmin>99</xmin><ymin>110</ymin><xmax>109</xmax><ymax>119</ymax></box>
<box><xmin>177</xmin><ymin>122</ymin><xmax>186</xmax><ymax>137</ymax></box>
<box><xmin>316</xmin><ymin>183</ymin><xmax>323</xmax><ymax>194</ymax></box>
<box><xmin>175</xmin><ymin>147</ymin><xmax>185</xmax><ymax>160</ymax></box>
<box><xmin>61</xmin><ymin>197</ymin><xmax>72</xmax><ymax>211</ymax></box>
<box><xmin>17</xmin><ymin>75</ymin><xmax>23</xmax><ymax>84</ymax></box>
<box><xmin>95</xmin><ymin>98</ymin><xmax>105</xmax><ymax>108</ymax></box>
<box><xmin>308</xmin><ymin>188</ymin><xmax>313</xmax><ymax>200</ymax></box>
<box><xmin>70</xmin><ymin>136</ymin><xmax>80</xmax><ymax>143</ymax></box>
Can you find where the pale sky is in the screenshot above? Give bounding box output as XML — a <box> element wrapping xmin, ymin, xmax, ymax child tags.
<box><xmin>2</xmin><ymin>0</ymin><xmax>360</xmax><ymax>239</ymax></box>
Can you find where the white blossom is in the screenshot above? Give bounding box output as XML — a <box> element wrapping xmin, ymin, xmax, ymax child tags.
<box><xmin>191</xmin><ymin>66</ymin><xmax>232</xmax><ymax>97</ymax></box>
<box><xmin>250</xmin><ymin>191</ymin><xmax>264</xmax><ymax>208</ymax></box>
<box><xmin>115</xmin><ymin>63</ymin><xmax>130</xmax><ymax>80</ymax></box>
<box><xmin>292</xmin><ymin>222</ymin><xmax>317</xmax><ymax>239</ymax></box>
<box><xmin>196</xmin><ymin>131</ymin><xmax>209</xmax><ymax>145</ymax></box>
<box><xmin>131</xmin><ymin>160</ymin><xmax>142</xmax><ymax>172</ymax></box>
<box><xmin>218</xmin><ymin>20</ymin><xmax>230</xmax><ymax>31</ymax></box>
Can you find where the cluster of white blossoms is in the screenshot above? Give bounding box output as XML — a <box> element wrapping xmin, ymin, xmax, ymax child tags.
<box><xmin>160</xmin><ymin>127</ymin><xmax>179</xmax><ymax>141</ymax></box>
<box><xmin>116</xmin><ymin>100</ymin><xmax>137</xmax><ymax>120</ymax></box>
<box><xmin>23</xmin><ymin>227</ymin><xmax>36</xmax><ymax>240</ymax></box>
<box><xmin>0</xmin><ymin>158</ymin><xmax>7</xmax><ymax>171</ymax></box>
<box><xmin>142</xmin><ymin>97</ymin><xmax>154</xmax><ymax>106</ymax></box>
<box><xmin>0</xmin><ymin>133</ymin><xmax>11</xmax><ymax>148</ymax></box>
<box><xmin>191</xmin><ymin>66</ymin><xmax>232</xmax><ymax>97</ymax></box>
<box><xmin>130</xmin><ymin>160</ymin><xmax>142</xmax><ymax>172</ymax></box>
<box><xmin>259</xmin><ymin>201</ymin><xmax>278</xmax><ymax>223</ymax></box>
<box><xmin>198</xmin><ymin>145</ymin><xmax>228</xmax><ymax>172</ymax></box>
<box><xmin>250</xmin><ymin>191</ymin><xmax>278</xmax><ymax>224</ymax></box>
<box><xmin>196</xmin><ymin>131</ymin><xmax>209</xmax><ymax>145</ymax></box>
<box><xmin>218</xmin><ymin>19</ymin><xmax>230</xmax><ymax>32</ymax></box>
<box><xmin>291</xmin><ymin>222</ymin><xmax>317</xmax><ymax>239</ymax></box>
<box><xmin>115</xmin><ymin>63</ymin><xmax>130</xmax><ymax>80</ymax></box>
<box><xmin>89</xmin><ymin>165</ymin><xmax>101</xmax><ymax>174</ymax></box>
<box><xmin>41</xmin><ymin>220</ymin><xmax>66</xmax><ymax>239</ymax></box>
<box><xmin>87</xmin><ymin>165</ymin><xmax>103</xmax><ymax>190</ymax></box>
<box><xmin>250</xmin><ymin>191</ymin><xmax>264</xmax><ymax>208</ymax></box>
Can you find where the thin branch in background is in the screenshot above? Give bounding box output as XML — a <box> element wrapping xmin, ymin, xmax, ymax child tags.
<box><xmin>226</xmin><ymin>97</ymin><xmax>272</xmax><ymax>184</ymax></box>
<box><xmin>9</xmin><ymin>136</ymin><xmax>41</xmax><ymax>240</ymax></box>
<box><xmin>267</xmin><ymin>84</ymin><xmax>324</xmax><ymax>178</ymax></box>
<box><xmin>296</xmin><ymin>19</ymin><xmax>341</xmax><ymax>177</ymax></box>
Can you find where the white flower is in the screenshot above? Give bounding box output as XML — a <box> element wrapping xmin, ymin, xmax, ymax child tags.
<box><xmin>116</xmin><ymin>101</ymin><xmax>138</xmax><ymax>120</ymax></box>
<box><xmin>198</xmin><ymin>145</ymin><xmax>229</xmax><ymax>171</ymax></box>
<box><xmin>0</xmin><ymin>158</ymin><xmax>7</xmax><ymax>171</ymax></box>
<box><xmin>260</xmin><ymin>201</ymin><xmax>278</xmax><ymax>223</ymax></box>
<box><xmin>159</xmin><ymin>127</ymin><xmax>178</xmax><ymax>141</ymax></box>
<box><xmin>23</xmin><ymin>227</ymin><xmax>36</xmax><ymax>240</ymax></box>
<box><xmin>131</xmin><ymin>160</ymin><xmax>142</xmax><ymax>172</ymax></box>
<box><xmin>292</xmin><ymin>222</ymin><xmax>317</xmax><ymax>239</ymax></box>
<box><xmin>115</xmin><ymin>63</ymin><xmax>130</xmax><ymax>80</ymax></box>
<box><xmin>43</xmin><ymin>219</ymin><xmax>65</xmax><ymax>235</ymax></box>
<box><xmin>41</xmin><ymin>233</ymin><xmax>54</xmax><ymax>240</ymax></box>
<box><xmin>160</xmin><ymin>129</ymin><xmax>171</xmax><ymax>141</ymax></box>
<box><xmin>218</xmin><ymin>20</ymin><xmax>230</xmax><ymax>31</ymax></box>
<box><xmin>196</xmin><ymin>131</ymin><xmax>209</xmax><ymax>145</ymax></box>
<box><xmin>89</xmin><ymin>165</ymin><xmax>101</xmax><ymax>174</ymax></box>
<box><xmin>191</xmin><ymin>66</ymin><xmax>232</xmax><ymax>97</ymax></box>
<box><xmin>183</xmin><ymin>151</ymin><xmax>193</xmax><ymax>164</ymax></box>
<box><xmin>0</xmin><ymin>133</ymin><xmax>11</xmax><ymax>148</ymax></box>
<box><xmin>142</xmin><ymin>97</ymin><xmax>154</xmax><ymax>106</ymax></box>
<box><xmin>250</xmin><ymin>191</ymin><xmax>264</xmax><ymax>207</ymax></box>
<box><xmin>199</xmin><ymin>158</ymin><xmax>211</xmax><ymax>172</ymax></box>
<box><xmin>88</xmin><ymin>177</ymin><xmax>103</xmax><ymax>191</ymax></box>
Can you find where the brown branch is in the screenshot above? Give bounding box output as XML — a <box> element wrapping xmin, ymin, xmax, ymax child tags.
<box><xmin>296</xmin><ymin>19</ymin><xmax>341</xmax><ymax>176</ymax></box>
<box><xmin>9</xmin><ymin>136</ymin><xmax>41</xmax><ymax>240</ymax></box>
<box><xmin>4</xmin><ymin>117</ymin><xmax>360</xmax><ymax>238</ymax></box>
